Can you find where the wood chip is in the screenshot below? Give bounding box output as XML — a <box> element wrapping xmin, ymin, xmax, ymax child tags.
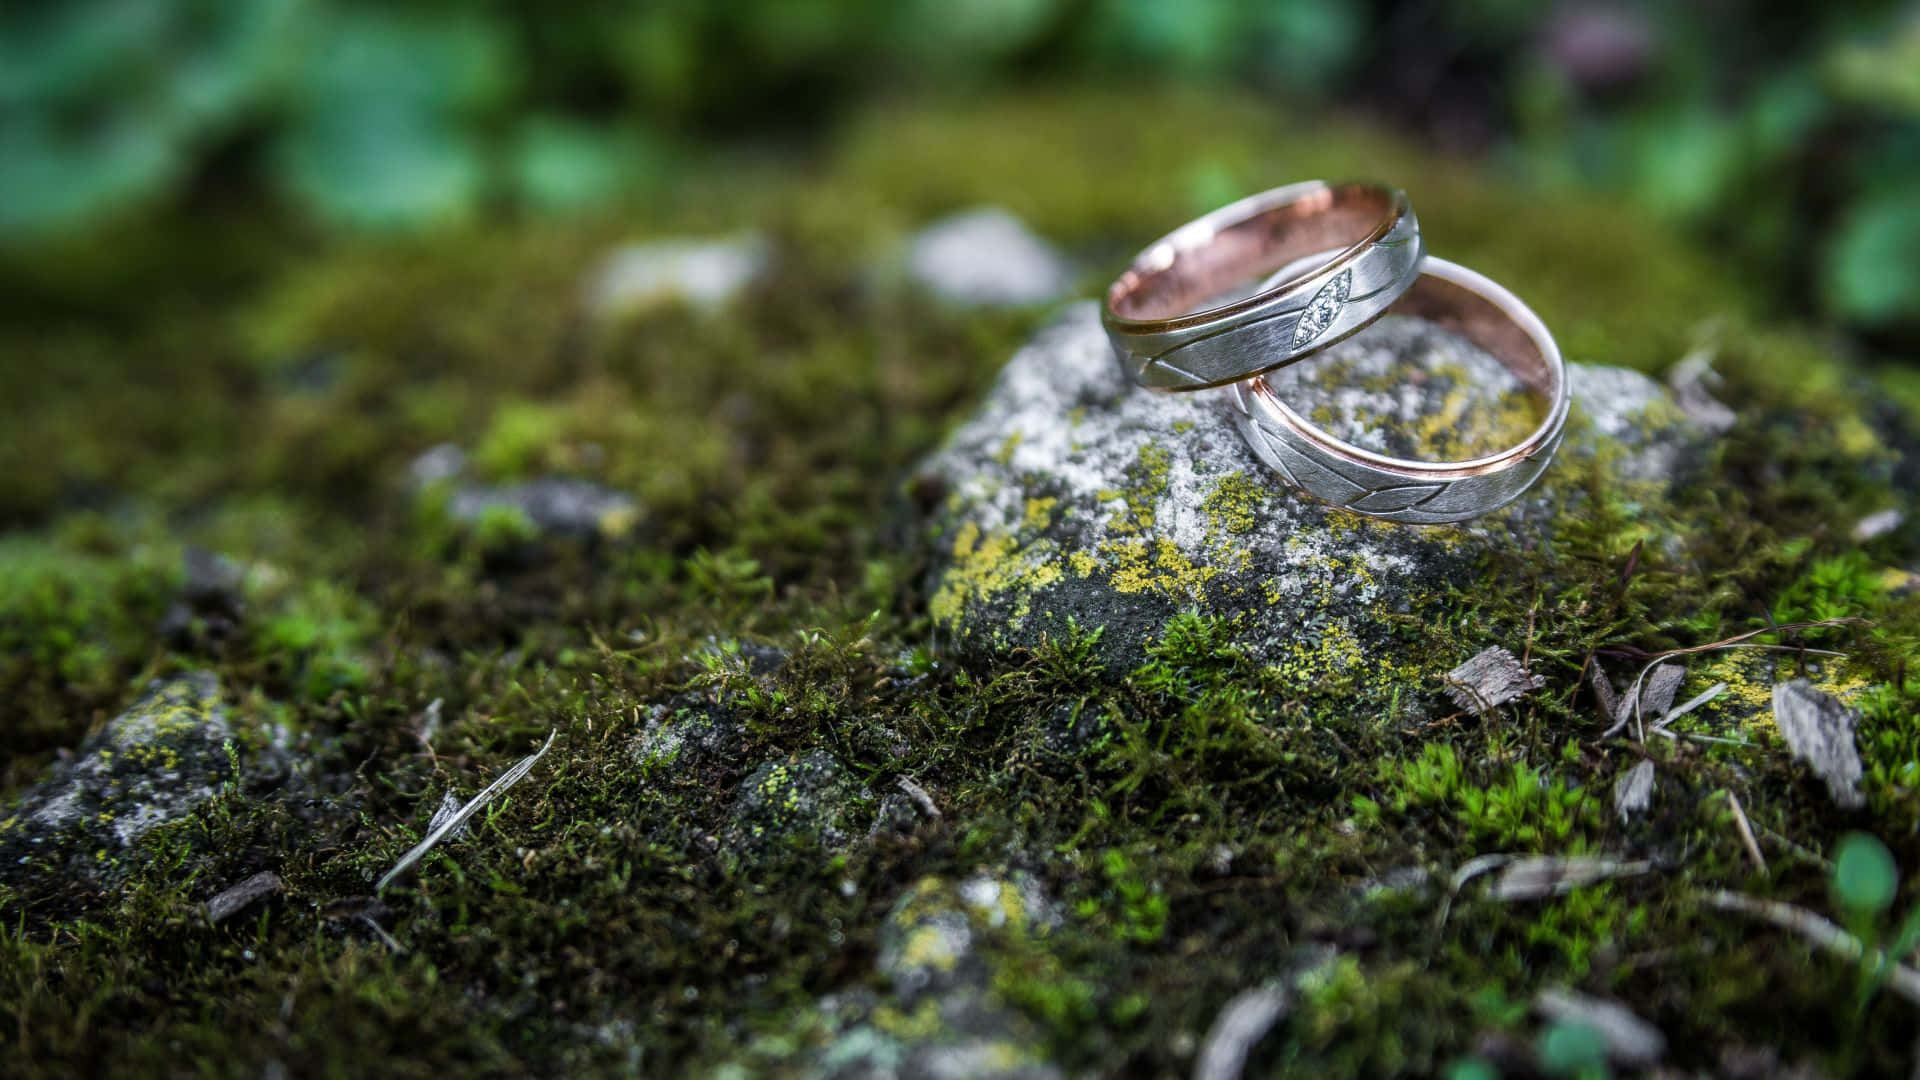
<box><xmin>1771</xmin><ymin>680</ymin><xmax>1865</xmax><ymax>809</ymax></box>
<box><xmin>1445</xmin><ymin>647</ymin><xmax>1545</xmax><ymax>716</ymax></box>
<box><xmin>1613</xmin><ymin>761</ymin><xmax>1655</xmax><ymax>823</ymax></box>
<box><xmin>205</xmin><ymin>871</ymin><xmax>283</xmax><ymax>923</ymax></box>
<box><xmin>1490</xmin><ymin>855</ymin><xmax>1651</xmax><ymax>901</ymax></box>
<box><xmin>1535</xmin><ymin>988</ymin><xmax>1666</xmax><ymax>1066</ymax></box>
<box><xmin>1193</xmin><ymin>986</ymin><xmax>1292</xmax><ymax>1080</ymax></box>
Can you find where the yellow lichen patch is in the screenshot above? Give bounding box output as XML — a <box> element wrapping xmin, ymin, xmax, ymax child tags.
<box><xmin>929</xmin><ymin>526</ymin><xmax>1064</xmax><ymax>627</ymax></box>
<box><xmin>1022</xmin><ymin>497</ymin><xmax>1057</xmax><ymax>532</ymax></box>
<box><xmin>952</xmin><ymin>521</ymin><xmax>982</xmax><ymax>559</ymax></box>
<box><xmin>597</xmin><ymin>503</ymin><xmax>641</xmax><ymax>540</ymax></box>
<box><xmin>872</xmin><ymin>1000</ymin><xmax>944</xmax><ymax>1040</ymax></box>
<box><xmin>899</xmin><ymin>924</ymin><xmax>964</xmax><ymax>973</ymax></box>
<box><xmin>1684</xmin><ymin>652</ymin><xmax>1871</xmax><ymax>735</ymax></box>
<box><xmin>1069</xmin><ymin>551</ymin><xmax>1099</xmax><ymax>578</ymax></box>
<box><xmin>1265</xmin><ymin>620</ymin><xmax>1370</xmax><ymax>692</ymax></box>
<box><xmin>993</xmin><ymin>431</ymin><xmax>1024</xmax><ymax>465</ymax></box>
<box><xmin>1100</xmin><ymin>537</ymin><xmax>1219</xmax><ymax>601</ymax></box>
<box><xmin>1200</xmin><ymin>472</ymin><xmax>1263</xmax><ymax>536</ymax></box>
<box><xmin>1105</xmin><ymin>443</ymin><xmax>1170</xmax><ymax>536</ymax></box>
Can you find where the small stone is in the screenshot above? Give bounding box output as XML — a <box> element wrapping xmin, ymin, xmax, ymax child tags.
<box><xmin>1444</xmin><ymin>646</ymin><xmax>1546</xmax><ymax>715</ymax></box>
<box><xmin>449</xmin><ymin>478</ymin><xmax>640</xmax><ymax>541</ymax></box>
<box><xmin>1852</xmin><ymin>508</ymin><xmax>1904</xmax><ymax>541</ymax></box>
<box><xmin>1613</xmin><ymin>760</ymin><xmax>1655</xmax><ymax>823</ymax></box>
<box><xmin>586</xmin><ymin>233</ymin><xmax>769</xmax><ymax>316</ymax></box>
<box><xmin>1535</xmin><ymin>987</ymin><xmax>1666</xmax><ymax>1067</ymax></box>
<box><xmin>408</xmin><ymin>443</ymin><xmax>467</xmax><ymax>488</ymax></box>
<box><xmin>160</xmin><ymin>547</ymin><xmax>246</xmax><ymax>646</ymax></box>
<box><xmin>907</xmin><ymin>207</ymin><xmax>1072</xmax><ymax>307</ymax></box>
<box><xmin>728</xmin><ymin>750</ymin><xmax>871</xmax><ymax>851</ymax></box>
<box><xmin>1771</xmin><ymin>680</ymin><xmax>1865</xmax><ymax>809</ymax></box>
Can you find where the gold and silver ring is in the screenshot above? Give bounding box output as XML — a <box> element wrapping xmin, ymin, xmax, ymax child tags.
<box><xmin>1103</xmin><ymin>181</ymin><xmax>1568</xmax><ymax>524</ymax></box>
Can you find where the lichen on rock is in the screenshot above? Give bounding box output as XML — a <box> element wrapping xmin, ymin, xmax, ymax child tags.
<box><xmin>1</xmin><ymin>672</ymin><xmax>286</xmax><ymax>886</ymax></box>
<box><xmin>805</xmin><ymin>871</ymin><xmax>1064</xmax><ymax>1079</ymax></box>
<box><xmin>915</xmin><ymin>303</ymin><xmax>1703</xmax><ymax>682</ymax></box>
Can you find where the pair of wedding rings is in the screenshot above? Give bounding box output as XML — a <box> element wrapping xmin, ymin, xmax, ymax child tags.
<box><xmin>1102</xmin><ymin>181</ymin><xmax>1569</xmax><ymax>524</ymax></box>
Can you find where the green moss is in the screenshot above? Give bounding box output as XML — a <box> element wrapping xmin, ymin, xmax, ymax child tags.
<box><xmin>1</xmin><ymin>85</ymin><xmax>1919</xmax><ymax>1079</ymax></box>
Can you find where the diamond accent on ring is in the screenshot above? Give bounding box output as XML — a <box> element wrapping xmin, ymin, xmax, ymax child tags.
<box><xmin>1289</xmin><ymin>268</ymin><xmax>1352</xmax><ymax>348</ymax></box>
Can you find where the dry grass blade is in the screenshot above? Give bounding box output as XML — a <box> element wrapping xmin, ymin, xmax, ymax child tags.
<box><xmin>1703</xmin><ymin>890</ymin><xmax>1920</xmax><ymax>1007</ymax></box>
<box><xmin>896</xmin><ymin>775</ymin><xmax>941</xmax><ymax>819</ymax></box>
<box><xmin>1656</xmin><ymin>681</ymin><xmax>1727</xmax><ymax>730</ymax></box>
<box><xmin>376</xmin><ymin>729</ymin><xmax>558</xmax><ymax>893</ymax></box>
<box><xmin>1194</xmin><ymin>986</ymin><xmax>1292</xmax><ymax>1080</ymax></box>
<box><xmin>1723</xmin><ymin>790</ymin><xmax>1767</xmax><ymax>872</ymax></box>
<box><xmin>205</xmin><ymin>871</ymin><xmax>283</xmax><ymax>924</ymax></box>
<box><xmin>1490</xmin><ymin>855</ymin><xmax>1652</xmax><ymax>901</ymax></box>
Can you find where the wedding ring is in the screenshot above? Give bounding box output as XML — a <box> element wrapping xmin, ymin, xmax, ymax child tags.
<box><xmin>1229</xmin><ymin>256</ymin><xmax>1569</xmax><ymax>524</ymax></box>
<box><xmin>1102</xmin><ymin>181</ymin><xmax>1422</xmax><ymax>392</ymax></box>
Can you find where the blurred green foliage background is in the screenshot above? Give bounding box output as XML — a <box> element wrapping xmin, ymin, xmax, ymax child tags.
<box><xmin>2</xmin><ymin>0</ymin><xmax>1918</xmax><ymax>342</ymax></box>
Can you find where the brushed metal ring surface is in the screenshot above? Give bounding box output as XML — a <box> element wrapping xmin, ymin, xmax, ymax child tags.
<box><xmin>1103</xmin><ymin>180</ymin><xmax>1423</xmax><ymax>392</ymax></box>
<box><xmin>1229</xmin><ymin>256</ymin><xmax>1570</xmax><ymax>525</ymax></box>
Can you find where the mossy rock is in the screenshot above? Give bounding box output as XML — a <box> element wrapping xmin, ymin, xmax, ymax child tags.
<box><xmin>915</xmin><ymin>304</ymin><xmax>1699</xmax><ymax>690</ymax></box>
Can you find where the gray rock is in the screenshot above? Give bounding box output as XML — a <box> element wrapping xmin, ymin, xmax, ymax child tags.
<box><xmin>449</xmin><ymin>477</ymin><xmax>640</xmax><ymax>541</ymax></box>
<box><xmin>407</xmin><ymin>443</ymin><xmax>468</xmax><ymax>488</ymax></box>
<box><xmin>727</xmin><ymin>750</ymin><xmax>871</xmax><ymax>851</ymax></box>
<box><xmin>585</xmin><ymin>233</ymin><xmax>770</xmax><ymax>316</ymax></box>
<box><xmin>914</xmin><ymin>303</ymin><xmax>1702</xmax><ymax>676</ymax></box>
<box><xmin>907</xmin><ymin>207</ymin><xmax>1073</xmax><ymax>307</ymax></box>
<box><xmin>2</xmin><ymin>673</ymin><xmax>288</xmax><ymax>884</ymax></box>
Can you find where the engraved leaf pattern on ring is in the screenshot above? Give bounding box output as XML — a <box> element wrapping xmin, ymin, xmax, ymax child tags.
<box><xmin>1289</xmin><ymin>268</ymin><xmax>1352</xmax><ymax>349</ymax></box>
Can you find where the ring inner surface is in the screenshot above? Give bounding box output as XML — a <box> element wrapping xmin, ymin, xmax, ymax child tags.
<box><xmin>1108</xmin><ymin>184</ymin><xmax>1391</xmax><ymax>322</ymax></box>
<box><xmin>1266</xmin><ymin>315</ymin><xmax>1543</xmax><ymax>462</ymax></box>
<box><xmin>1387</xmin><ymin>274</ymin><xmax>1551</xmax><ymax>397</ymax></box>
